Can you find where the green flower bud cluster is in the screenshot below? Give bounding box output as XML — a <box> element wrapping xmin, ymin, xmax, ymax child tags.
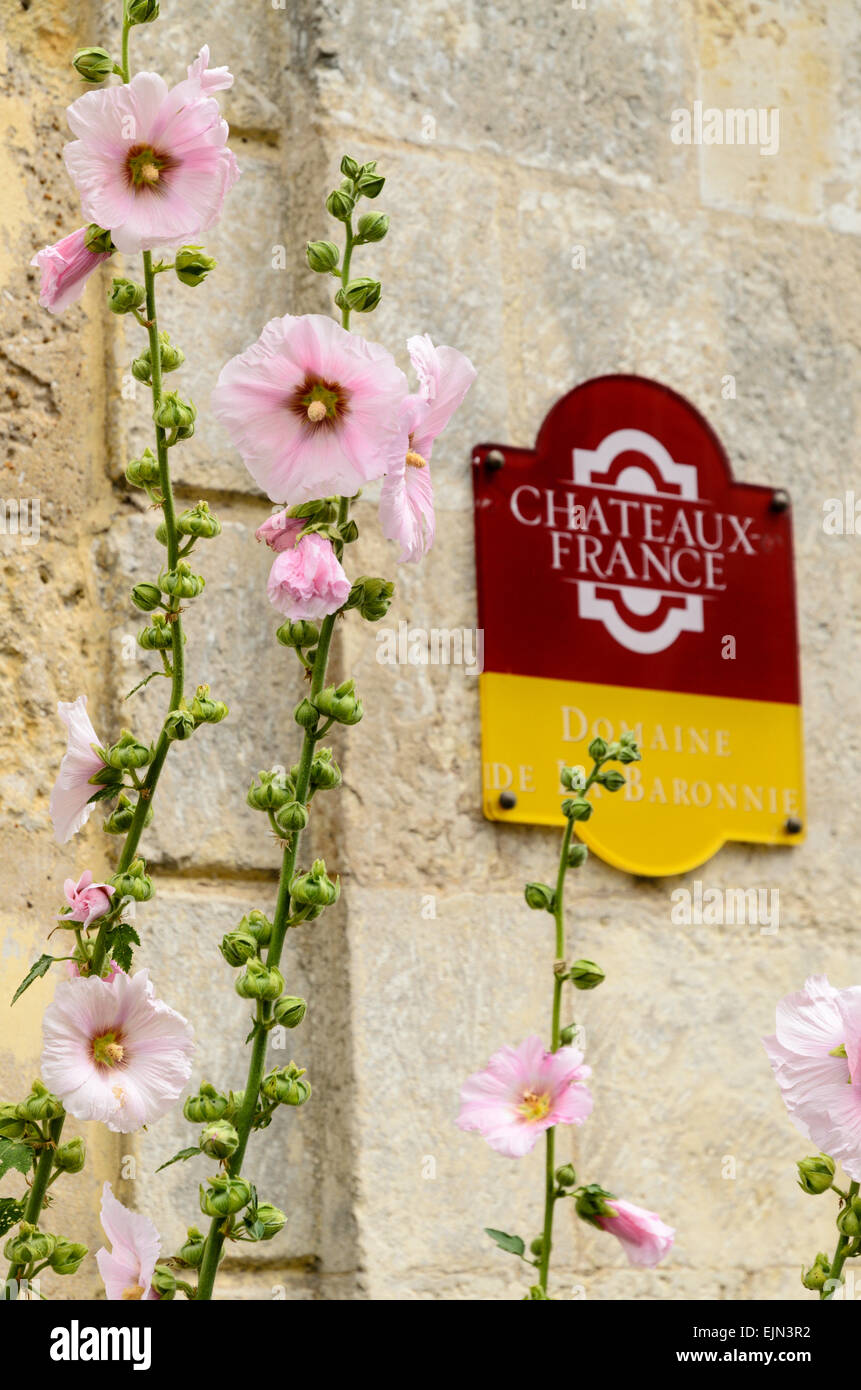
<box><xmin>247</xmin><ymin>768</ymin><xmax>295</xmax><ymax>812</ymax></box>
<box><xmin>132</xmin><ymin>331</ymin><xmax>185</xmax><ymax>383</ymax></box>
<box><xmin>801</xmin><ymin>1252</ymin><xmax>831</xmax><ymax>1291</ymax></box>
<box><xmin>103</xmin><ymin>729</ymin><xmax>152</xmax><ymax>771</ymax></box>
<box><xmin>313</xmin><ymin>678</ymin><xmax>363</xmax><ymax>725</ymax></box>
<box><xmin>306</xmin><ymin>240</ymin><xmax>340</xmax><ymax>274</ymax></box>
<box><xmin>176</xmin><ymin>1227</ymin><xmax>208</xmax><ymax>1269</ymax></box>
<box><xmin>127</xmin><ymin>0</ymin><xmax>159</xmax><ymax>23</ymax></box>
<box><xmin>524</xmin><ymin>882</ymin><xmax>555</xmax><ymax>912</ymax></box>
<box><xmin>110</xmin><ymin>857</ymin><xmax>154</xmax><ymax>902</ymax></box>
<box><xmin>235</xmin><ymin>957</ymin><xmax>284</xmax><ymax>1001</ymax></box>
<box><xmin>175</xmin><ymin>245</ymin><xmax>216</xmax><ymax>286</ymax></box>
<box><xmin>797</xmin><ymin>1154</ymin><xmax>835</xmax><ymax>1196</ymax></box>
<box><xmin>175</xmin><ymin>501</ymin><xmax>221</xmax><ymax>540</ymax></box>
<box><xmin>108</xmin><ymin>277</ymin><xmax>146</xmax><ymax>314</ymax></box>
<box><xmin>220</xmin><ymin>926</ymin><xmax>258</xmax><ymax>968</ymax></box>
<box><xmin>567</xmin><ymin>959</ymin><xmax>605</xmax><ymax>991</ymax></box>
<box><xmin>306</xmin><ymin>747</ymin><xmax>342</xmax><ymax>791</ymax></box>
<box><xmin>184</xmin><ymin>1082</ymin><xmax>231</xmax><ymax>1124</ymax></box>
<box><xmin>160</xmin><ymin>560</ymin><xmax>205</xmax><ymax>599</ymax></box>
<box><xmin>261</xmin><ymin>1061</ymin><xmax>311</xmax><ymax>1107</ymax></box>
<box><xmin>199</xmin><ymin>1119</ymin><xmax>239</xmax><ymax>1160</ymax></box>
<box><xmin>837</xmin><ymin>1195</ymin><xmax>861</xmax><ymax>1238</ymax></box>
<box><xmin>0</xmin><ymin>1101</ymin><xmax>39</xmax><ymax>1143</ymax></box>
<box><xmin>561</xmin><ymin>797</ymin><xmax>592</xmax><ymax>822</ymax></box>
<box><xmin>190</xmin><ymin>685</ymin><xmax>228</xmax><ymax>725</ymax></box>
<box><xmin>138</xmin><ymin>613</ymin><xmax>183</xmax><ymax>650</ymax></box>
<box><xmin>344</xmin><ymin>575</ymin><xmax>394</xmax><ymax>622</ymax></box>
<box><xmin>274</xmin><ymin>800</ymin><xmax>309</xmax><ymax>835</ymax></box>
<box><xmin>240</xmin><ymin>1202</ymin><xmax>287</xmax><ymax>1241</ymax></box>
<box><xmin>126</xmin><ymin>447</ymin><xmax>160</xmax><ymax>488</ymax></box>
<box><xmin>355</xmin><ymin>211</ymin><xmax>389</xmax><ymax>244</ymax></box>
<box><xmin>18</xmin><ymin>1080</ymin><xmax>64</xmax><ymax>1123</ymax></box>
<box><xmin>154</xmin><ymin>391</ymin><xmax>196</xmax><ymax>438</ymax></box>
<box><xmin>131</xmin><ymin>582</ymin><xmax>163</xmax><ymax>613</ymax></box>
<box><xmin>291</xmin><ymin>858</ymin><xmax>339</xmax><ymax>907</ymax></box>
<box><xmin>335</xmin><ymin>277</ymin><xmax>381</xmax><ymax>314</ymax></box>
<box><xmin>276</xmin><ymin>618</ymin><xmax>320</xmax><ymax>649</ymax></box>
<box><xmin>165</xmin><ymin>706</ymin><xmax>196</xmax><ymax>742</ymax></box>
<box><xmin>54</xmin><ymin>1137</ymin><xmax>86</xmax><ymax>1174</ymax></box>
<box><xmin>555</xmin><ymin>1164</ymin><xmax>577</xmax><ymax>1188</ymax></box>
<box><xmin>104</xmin><ymin>791</ymin><xmax>153</xmax><ymax>835</ymax></box>
<box><xmin>73</xmin><ymin>47</ymin><xmax>115</xmax><ymax>83</ymax></box>
<box><xmin>273</xmin><ymin>995</ymin><xmax>306</xmax><ymax>1029</ymax></box>
<box><xmin>199</xmin><ymin>1175</ymin><xmax>252</xmax><ymax>1218</ymax></box>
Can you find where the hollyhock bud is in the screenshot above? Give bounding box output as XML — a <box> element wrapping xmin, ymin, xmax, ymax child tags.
<box><xmin>291</xmin><ymin>859</ymin><xmax>339</xmax><ymax>907</ymax></box>
<box><xmin>160</xmin><ymin>562</ymin><xmax>205</xmax><ymax>599</ymax></box>
<box><xmin>801</xmin><ymin>1253</ymin><xmax>831</xmax><ymax>1290</ymax></box>
<box><xmin>273</xmin><ymin>995</ymin><xmax>306</xmax><ymax>1029</ymax></box>
<box><xmin>560</xmin><ymin>765</ymin><xmax>586</xmax><ymax>792</ymax></box>
<box><xmin>797</xmin><ymin>1154</ymin><xmax>835</xmax><ymax>1195</ymax></box>
<box><xmin>175</xmin><ymin>245</ymin><xmax>216</xmax><ymax>286</ymax></box>
<box><xmin>176</xmin><ymin>500</ymin><xmax>221</xmax><ymax>539</ymax></box>
<box><xmin>596</xmin><ymin>768</ymin><xmax>626</xmax><ymax>792</ymax></box>
<box><xmin>556</xmin><ymin>1164</ymin><xmax>577</xmax><ymax>1187</ymax></box>
<box><xmin>154</xmin><ymin>391</ymin><xmax>196</xmax><ymax>434</ymax></box>
<box><xmin>138</xmin><ymin>614</ymin><xmax>177</xmax><ymax>650</ymax></box>
<box><xmin>617</xmin><ymin>731</ymin><xmax>642</xmax><ymax>763</ymax></box>
<box><xmin>108</xmin><ymin>277</ymin><xmax>146</xmax><ymax>314</ymax></box>
<box><xmin>177</xmin><ymin>1227</ymin><xmax>207</xmax><ymax>1268</ymax></box>
<box><xmin>0</xmin><ymin>1103</ymin><xmax>32</xmax><ymax>1140</ymax></box>
<box><xmin>837</xmin><ymin>1204</ymin><xmax>861</xmax><ymax>1238</ymax></box>
<box><xmin>54</xmin><ymin>1137</ymin><xmax>86</xmax><ymax>1174</ymax></box>
<box><xmin>567</xmin><ymin>843</ymin><xmax>588</xmax><ymax>869</ymax></box>
<box><xmin>131</xmin><ymin>582</ymin><xmax>162</xmax><ymax>613</ymax></box>
<box><xmin>18</xmin><ymin>1080</ymin><xmax>64</xmax><ymax>1123</ymax></box>
<box><xmin>588</xmin><ymin>736</ymin><xmax>608</xmax><ymax>762</ymax></box>
<box><xmin>165</xmin><ymin>708</ymin><xmax>196</xmax><ymax>742</ymax></box>
<box><xmin>247</xmin><ymin>769</ymin><xmax>294</xmax><ymax>812</ymax></box>
<box><xmin>184</xmin><ymin>1083</ymin><xmax>230</xmax><ymax>1124</ymax></box>
<box><xmin>59</xmin><ymin>870</ymin><xmax>114</xmax><ymax>928</ymax></box>
<box><xmin>127</xmin><ymin>0</ymin><xmax>159</xmax><ymax>22</ymax></box>
<box><xmin>275</xmin><ymin>801</ymin><xmax>309</xmax><ymax>835</ymax></box>
<box><xmin>337</xmin><ymin>277</ymin><xmax>381</xmax><ymax>313</ymax></box>
<box><xmin>104</xmin><ymin>792</ymin><xmax>152</xmax><ymax>835</ymax></box>
<box><xmin>84</xmin><ymin>224</ymin><xmax>114</xmax><ymax>254</ymax></box>
<box><xmin>110</xmin><ymin>858</ymin><xmax>154</xmax><ymax>902</ymax></box>
<box><xmin>262</xmin><ymin>1064</ymin><xmax>311</xmax><ymax>1107</ymax></box>
<box><xmin>562</xmin><ymin>798</ymin><xmax>592</xmax><ymax>822</ymax></box>
<box><xmin>235</xmin><ymin>958</ymin><xmax>284</xmax><ymax>1001</ymax></box>
<box><xmin>294</xmin><ymin>698</ymin><xmax>319</xmax><ymax>729</ymax></box>
<box><xmin>326</xmin><ymin>187</ymin><xmax>354</xmax><ymax>221</ymax></box>
<box><xmin>127</xmin><ymin>448</ymin><xmax>160</xmax><ymax>487</ymax></box>
<box><xmin>346</xmin><ymin>575</ymin><xmax>394</xmax><ymax>622</ymax></box>
<box><xmin>151</xmin><ymin>1266</ymin><xmax>176</xmax><ymax>1299</ymax></box>
<box><xmin>306</xmin><ymin>240</ymin><xmax>339</xmax><ymax>273</ymax></box>
<box><xmin>240</xmin><ymin>910</ymin><xmax>272</xmax><ymax>949</ymax></box>
<box><xmin>355</xmin><ymin>212</ymin><xmax>389</xmax><ymax>244</ymax></box>
<box><xmin>199</xmin><ymin>1120</ymin><xmax>239</xmax><ymax>1159</ymax></box>
<box><xmin>578</xmin><ymin>1189</ymin><xmax>675</xmax><ymax>1267</ymax></box>
<box><xmin>49</xmin><ymin>1236</ymin><xmax>88</xmax><ymax>1276</ymax></box>
<box><xmin>190</xmin><ymin>685</ymin><xmax>228</xmax><ymax>724</ymax></box>
<box><xmin>307</xmin><ymin>748</ymin><xmax>342</xmax><ymax>790</ymax></box>
<box><xmin>313</xmin><ymin>679</ymin><xmax>363</xmax><ymax>726</ymax></box>
<box><xmin>524</xmin><ymin>882</ymin><xmax>555</xmax><ymax>912</ymax></box>
<box><xmin>104</xmin><ymin>730</ymin><xmax>151</xmax><ymax>771</ymax></box>
<box><xmin>276</xmin><ymin>618</ymin><xmax>320</xmax><ymax>649</ymax></box>
<box><xmin>220</xmin><ymin>927</ymin><xmax>258</xmax><ymax>968</ymax></box>
<box><xmin>245</xmin><ymin>1202</ymin><xmax>286</xmax><ymax>1240</ymax></box>
<box><xmin>267</xmin><ymin>534</ymin><xmax>351</xmax><ymax>622</ymax></box>
<box><xmin>4</xmin><ymin>1224</ymin><xmax>56</xmax><ymax>1265</ymax></box>
<box><xmin>569</xmin><ymin>960</ymin><xmax>605</xmax><ymax>991</ymax></box>
<box><xmin>72</xmin><ymin>47</ymin><xmax>115</xmax><ymax>83</ymax></box>
<box><xmin>133</xmin><ymin>333</ymin><xmax>185</xmax><ymax>383</ymax></box>
<box><xmin>199</xmin><ymin>1176</ymin><xmax>252</xmax><ymax>1218</ymax></box>
<box><xmin>31</xmin><ymin>226</ymin><xmax>113</xmax><ymax>314</ymax></box>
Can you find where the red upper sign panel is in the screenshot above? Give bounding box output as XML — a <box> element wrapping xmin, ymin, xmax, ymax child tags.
<box><xmin>472</xmin><ymin>375</ymin><xmax>800</xmax><ymax>705</ymax></box>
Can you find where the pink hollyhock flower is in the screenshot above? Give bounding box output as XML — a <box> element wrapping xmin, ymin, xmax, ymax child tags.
<box><xmin>49</xmin><ymin>696</ymin><xmax>108</xmax><ymax>844</ymax></box>
<box><xmin>594</xmin><ymin>1198</ymin><xmax>675</xmax><ymax>1268</ymax></box>
<box><xmin>457</xmin><ymin>1035</ymin><xmax>592</xmax><ymax>1158</ymax></box>
<box><xmin>63</xmin><ymin>64</ymin><xmax>239</xmax><ymax>255</ymax></box>
<box><xmin>30</xmin><ymin>227</ymin><xmax>110</xmax><ymax>315</ymax></box>
<box><xmin>181</xmin><ymin>45</ymin><xmax>233</xmax><ymax>98</ymax></box>
<box><xmin>764</xmin><ymin>975</ymin><xmax>861</xmax><ymax>1180</ymax></box>
<box><xmin>266</xmin><ymin>531</ymin><xmax>351</xmax><ymax>620</ymax></box>
<box><xmin>96</xmin><ymin>1183</ymin><xmax>160</xmax><ymax>1301</ymax></box>
<box><xmin>211</xmin><ymin>313</ymin><xmax>409</xmax><ymax>503</ymax></box>
<box><xmin>60</xmin><ymin>870</ymin><xmax>115</xmax><ymax>928</ymax></box>
<box><xmin>379</xmin><ymin>335</ymin><xmax>476</xmax><ymax>563</ymax></box>
<box><xmin>256</xmin><ymin>509</ymin><xmax>305</xmax><ymax>553</ymax></box>
<box><xmin>41</xmin><ymin>969</ymin><xmax>194</xmax><ymax>1133</ymax></box>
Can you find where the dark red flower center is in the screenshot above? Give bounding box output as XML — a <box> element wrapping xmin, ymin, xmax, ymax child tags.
<box><xmin>288</xmin><ymin>375</ymin><xmax>351</xmax><ymax>431</ymax></box>
<box><xmin>125</xmin><ymin>144</ymin><xmax>177</xmax><ymax>194</ymax></box>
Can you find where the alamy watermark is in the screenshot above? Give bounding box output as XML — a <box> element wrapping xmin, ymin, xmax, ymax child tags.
<box><xmin>670</xmin><ymin>880</ymin><xmax>779</xmax><ymax>934</ymax></box>
<box><xmin>670</xmin><ymin>102</ymin><xmax>780</xmax><ymax>156</ymax></box>
<box><xmin>0</xmin><ymin>498</ymin><xmax>40</xmax><ymax>545</ymax></box>
<box><xmin>376</xmin><ymin>621</ymin><xmax>484</xmax><ymax>674</ymax></box>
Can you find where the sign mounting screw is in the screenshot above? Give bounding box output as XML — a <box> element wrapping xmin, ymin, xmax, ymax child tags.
<box><xmin>784</xmin><ymin>816</ymin><xmax>803</xmax><ymax>835</ymax></box>
<box><xmin>769</xmin><ymin>489</ymin><xmax>791</xmax><ymax>513</ymax></box>
<box><xmin>485</xmin><ymin>450</ymin><xmax>505</xmax><ymax>471</ymax></box>
<box><xmin>498</xmin><ymin>791</ymin><xmax>517</xmax><ymax>810</ymax></box>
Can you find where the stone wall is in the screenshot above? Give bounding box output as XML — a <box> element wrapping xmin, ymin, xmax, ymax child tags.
<box><xmin>1</xmin><ymin>0</ymin><xmax>859</xmax><ymax>1299</ymax></box>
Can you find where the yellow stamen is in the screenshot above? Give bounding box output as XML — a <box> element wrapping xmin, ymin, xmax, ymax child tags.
<box><xmin>518</xmin><ymin>1089</ymin><xmax>551</xmax><ymax>1122</ymax></box>
<box><xmin>139</xmin><ymin>163</ymin><xmax>160</xmax><ymax>185</ymax></box>
<box><xmin>105</xmin><ymin>1042</ymin><xmax>124</xmax><ymax>1064</ymax></box>
<box><xmin>306</xmin><ymin>400</ymin><xmax>327</xmax><ymax>423</ymax></box>
<box><xmin>122</xmin><ymin>1284</ymin><xmax>145</xmax><ymax>1301</ymax></box>
<box><xmin>405</xmin><ymin>449</ymin><xmax>427</xmax><ymax>469</ymax></box>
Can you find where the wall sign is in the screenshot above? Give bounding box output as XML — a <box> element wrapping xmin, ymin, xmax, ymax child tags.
<box><xmin>472</xmin><ymin>375</ymin><xmax>804</xmax><ymax>876</ymax></box>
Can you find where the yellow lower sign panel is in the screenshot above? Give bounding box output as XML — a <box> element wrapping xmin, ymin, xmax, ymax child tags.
<box><xmin>480</xmin><ymin>672</ymin><xmax>805</xmax><ymax>877</ymax></box>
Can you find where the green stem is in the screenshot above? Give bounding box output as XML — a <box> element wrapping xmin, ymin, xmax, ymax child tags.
<box><xmin>823</xmin><ymin>1180</ymin><xmax>860</xmax><ymax>1299</ymax></box>
<box><xmin>120</xmin><ymin>2</ymin><xmax>131</xmax><ymax>83</ymax></box>
<box><xmin>537</xmin><ymin>818</ymin><xmax>574</xmax><ymax>1295</ymax></box>
<box><xmin>5</xmin><ymin>1115</ymin><xmax>64</xmax><ymax>1299</ymax></box>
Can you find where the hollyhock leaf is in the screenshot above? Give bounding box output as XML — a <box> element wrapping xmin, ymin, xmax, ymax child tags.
<box><xmin>109</xmin><ymin>923</ymin><xmax>140</xmax><ymax>974</ymax></box>
<box><xmin>11</xmin><ymin>953</ymin><xmax>55</xmax><ymax>1005</ymax></box>
<box><xmin>484</xmin><ymin>1228</ymin><xmax>525</xmax><ymax>1257</ymax></box>
<box><xmin>0</xmin><ymin>1138</ymin><xmax>34</xmax><ymax>1181</ymax></box>
<box><xmin>87</xmin><ymin>785</ymin><xmax>120</xmax><ymax>804</ymax></box>
<box><xmin>0</xmin><ymin>1197</ymin><xmax>27</xmax><ymax>1236</ymax></box>
<box><xmin>155</xmin><ymin>1146</ymin><xmax>201</xmax><ymax>1173</ymax></box>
